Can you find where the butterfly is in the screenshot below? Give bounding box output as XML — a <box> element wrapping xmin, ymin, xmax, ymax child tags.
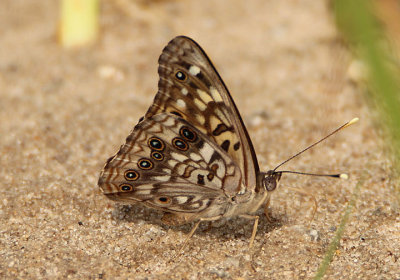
<box><xmin>98</xmin><ymin>36</ymin><xmax>309</xmax><ymax>248</ymax></box>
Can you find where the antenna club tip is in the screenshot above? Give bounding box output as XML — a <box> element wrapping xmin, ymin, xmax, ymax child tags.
<box><xmin>339</xmin><ymin>173</ymin><xmax>349</xmax><ymax>180</ymax></box>
<box><xmin>349</xmin><ymin>117</ymin><xmax>359</xmax><ymax>125</ymax></box>
<box><xmin>343</xmin><ymin>117</ymin><xmax>359</xmax><ymax>129</ymax></box>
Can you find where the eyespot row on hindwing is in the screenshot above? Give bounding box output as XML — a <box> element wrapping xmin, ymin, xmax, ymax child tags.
<box><xmin>119</xmin><ymin>125</ymin><xmax>199</xmax><ymax>192</ymax></box>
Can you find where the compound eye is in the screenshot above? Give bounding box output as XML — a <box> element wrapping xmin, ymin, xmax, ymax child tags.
<box><xmin>263</xmin><ymin>176</ymin><xmax>277</xmax><ymax>192</ymax></box>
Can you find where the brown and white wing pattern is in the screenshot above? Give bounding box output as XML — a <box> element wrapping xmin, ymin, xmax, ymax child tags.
<box><xmin>145</xmin><ymin>36</ymin><xmax>259</xmax><ymax>190</ymax></box>
<box><xmin>98</xmin><ymin>113</ymin><xmax>242</xmax><ymax>216</ymax></box>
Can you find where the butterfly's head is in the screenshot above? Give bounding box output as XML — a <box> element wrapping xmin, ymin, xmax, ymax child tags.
<box><xmin>260</xmin><ymin>170</ymin><xmax>282</xmax><ymax>192</ymax></box>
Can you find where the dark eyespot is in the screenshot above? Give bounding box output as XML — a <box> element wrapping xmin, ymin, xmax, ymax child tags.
<box><xmin>138</xmin><ymin>158</ymin><xmax>153</xmax><ymax>170</ymax></box>
<box><xmin>120</xmin><ymin>184</ymin><xmax>133</xmax><ymax>192</ymax></box>
<box><xmin>172</xmin><ymin>137</ymin><xmax>188</xmax><ymax>151</ymax></box>
<box><xmin>234</xmin><ymin>141</ymin><xmax>241</xmax><ymax>151</ymax></box>
<box><xmin>148</xmin><ymin>137</ymin><xmax>164</xmax><ymax>151</ymax></box>
<box><xmin>124</xmin><ymin>169</ymin><xmax>139</xmax><ymax>181</ymax></box>
<box><xmin>151</xmin><ymin>151</ymin><xmax>164</xmax><ymax>161</ymax></box>
<box><xmin>180</xmin><ymin>126</ymin><xmax>197</xmax><ymax>142</ymax></box>
<box><xmin>158</xmin><ymin>197</ymin><xmax>171</xmax><ymax>203</ymax></box>
<box><xmin>175</xmin><ymin>71</ymin><xmax>187</xmax><ymax>81</ymax></box>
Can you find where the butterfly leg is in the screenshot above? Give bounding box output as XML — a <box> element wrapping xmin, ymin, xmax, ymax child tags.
<box><xmin>176</xmin><ymin>215</ymin><xmax>223</xmax><ymax>256</ymax></box>
<box><xmin>239</xmin><ymin>214</ymin><xmax>260</xmax><ymax>248</ymax></box>
<box><xmin>263</xmin><ymin>196</ymin><xmax>274</xmax><ymax>223</ymax></box>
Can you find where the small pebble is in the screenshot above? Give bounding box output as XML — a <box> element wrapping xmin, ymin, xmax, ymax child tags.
<box><xmin>309</xmin><ymin>229</ymin><xmax>320</xmax><ymax>241</ymax></box>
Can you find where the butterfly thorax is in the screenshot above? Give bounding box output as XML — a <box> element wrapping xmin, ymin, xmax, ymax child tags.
<box><xmin>220</xmin><ymin>170</ymin><xmax>282</xmax><ymax>218</ymax></box>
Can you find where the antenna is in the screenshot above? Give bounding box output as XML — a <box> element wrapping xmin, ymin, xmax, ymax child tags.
<box><xmin>278</xmin><ymin>170</ymin><xmax>349</xmax><ymax>179</ymax></box>
<box><xmin>272</xmin><ymin>117</ymin><xmax>359</xmax><ymax>178</ymax></box>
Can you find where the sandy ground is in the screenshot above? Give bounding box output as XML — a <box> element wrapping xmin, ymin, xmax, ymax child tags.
<box><xmin>1</xmin><ymin>1</ymin><xmax>399</xmax><ymax>279</ymax></box>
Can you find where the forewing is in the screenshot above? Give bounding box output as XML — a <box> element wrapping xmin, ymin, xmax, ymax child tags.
<box><xmin>145</xmin><ymin>36</ymin><xmax>259</xmax><ymax>189</ymax></box>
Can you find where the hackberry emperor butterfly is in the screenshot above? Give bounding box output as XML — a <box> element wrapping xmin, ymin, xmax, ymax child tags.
<box><xmin>98</xmin><ymin>36</ymin><xmax>354</xmax><ymax>248</ymax></box>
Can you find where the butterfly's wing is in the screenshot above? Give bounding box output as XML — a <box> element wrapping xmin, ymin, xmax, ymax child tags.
<box><xmin>99</xmin><ymin>113</ymin><xmax>242</xmax><ymax>219</ymax></box>
<box><xmin>145</xmin><ymin>36</ymin><xmax>259</xmax><ymax>192</ymax></box>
